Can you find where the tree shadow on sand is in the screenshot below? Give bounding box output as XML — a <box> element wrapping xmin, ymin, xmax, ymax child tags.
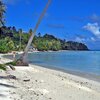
<box><xmin>0</xmin><ymin>94</ymin><xmax>6</xmax><ymax>97</ymax></box>
<box><xmin>0</xmin><ymin>75</ymin><xmax>17</xmax><ymax>80</ymax></box>
<box><xmin>0</xmin><ymin>83</ymin><xmax>16</xmax><ymax>88</ymax></box>
<box><xmin>0</xmin><ymin>75</ymin><xmax>17</xmax><ymax>97</ymax></box>
<box><xmin>0</xmin><ymin>79</ymin><xmax>16</xmax><ymax>98</ymax></box>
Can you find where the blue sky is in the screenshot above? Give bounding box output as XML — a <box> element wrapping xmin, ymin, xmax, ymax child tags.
<box><xmin>3</xmin><ymin>0</ymin><xmax>100</xmax><ymax>50</ymax></box>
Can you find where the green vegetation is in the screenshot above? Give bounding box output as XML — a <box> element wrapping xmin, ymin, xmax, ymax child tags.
<box><xmin>0</xmin><ymin>61</ymin><xmax>17</xmax><ymax>70</ymax></box>
<box><xmin>0</xmin><ymin>27</ymin><xmax>89</xmax><ymax>53</ymax></box>
<box><xmin>0</xmin><ymin>0</ymin><xmax>88</xmax><ymax>54</ymax></box>
<box><xmin>0</xmin><ymin>37</ymin><xmax>15</xmax><ymax>53</ymax></box>
<box><xmin>33</xmin><ymin>34</ymin><xmax>62</xmax><ymax>51</ymax></box>
<box><xmin>0</xmin><ymin>64</ymin><xmax>6</xmax><ymax>70</ymax></box>
<box><xmin>5</xmin><ymin>61</ymin><xmax>17</xmax><ymax>66</ymax></box>
<box><xmin>0</xmin><ymin>0</ymin><xmax>89</xmax><ymax>67</ymax></box>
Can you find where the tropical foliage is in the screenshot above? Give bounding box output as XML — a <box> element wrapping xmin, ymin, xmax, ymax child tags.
<box><xmin>0</xmin><ymin>26</ymin><xmax>88</xmax><ymax>53</ymax></box>
<box><xmin>0</xmin><ymin>0</ymin><xmax>88</xmax><ymax>54</ymax></box>
<box><xmin>0</xmin><ymin>37</ymin><xmax>15</xmax><ymax>53</ymax></box>
<box><xmin>33</xmin><ymin>34</ymin><xmax>61</xmax><ymax>51</ymax></box>
<box><xmin>0</xmin><ymin>64</ymin><xmax>6</xmax><ymax>70</ymax></box>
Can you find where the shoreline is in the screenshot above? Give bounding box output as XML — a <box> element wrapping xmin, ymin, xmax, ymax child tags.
<box><xmin>3</xmin><ymin>53</ymin><xmax>100</xmax><ymax>82</ymax></box>
<box><xmin>29</xmin><ymin>64</ymin><xmax>100</xmax><ymax>91</ymax></box>
<box><xmin>31</xmin><ymin>63</ymin><xmax>100</xmax><ymax>83</ymax></box>
<box><xmin>0</xmin><ymin>53</ymin><xmax>100</xmax><ymax>100</ymax></box>
<box><xmin>7</xmin><ymin>64</ymin><xmax>100</xmax><ymax>100</ymax></box>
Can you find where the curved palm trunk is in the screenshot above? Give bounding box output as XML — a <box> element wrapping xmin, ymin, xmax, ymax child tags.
<box><xmin>16</xmin><ymin>0</ymin><xmax>51</xmax><ymax>66</ymax></box>
<box><xmin>0</xmin><ymin>0</ymin><xmax>5</xmax><ymax>26</ymax></box>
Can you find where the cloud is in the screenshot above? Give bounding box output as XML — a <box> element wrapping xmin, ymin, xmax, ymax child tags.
<box><xmin>75</xmin><ymin>34</ymin><xmax>86</xmax><ymax>39</ymax></box>
<box><xmin>70</xmin><ymin>14</ymin><xmax>100</xmax><ymax>23</ymax></box>
<box><xmin>75</xmin><ymin>34</ymin><xmax>97</xmax><ymax>42</ymax></box>
<box><xmin>90</xmin><ymin>37</ymin><xmax>96</xmax><ymax>41</ymax></box>
<box><xmin>47</xmin><ymin>24</ymin><xmax>65</xmax><ymax>29</ymax></box>
<box><xmin>75</xmin><ymin>36</ymin><xmax>97</xmax><ymax>43</ymax></box>
<box><xmin>83</xmin><ymin>23</ymin><xmax>100</xmax><ymax>38</ymax></box>
<box><xmin>75</xmin><ymin>37</ymin><xmax>85</xmax><ymax>42</ymax></box>
<box><xmin>89</xmin><ymin>14</ymin><xmax>100</xmax><ymax>23</ymax></box>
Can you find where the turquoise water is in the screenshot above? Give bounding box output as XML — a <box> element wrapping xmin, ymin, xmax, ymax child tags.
<box><xmin>28</xmin><ymin>51</ymin><xmax>100</xmax><ymax>75</ymax></box>
<box><xmin>5</xmin><ymin>51</ymin><xmax>100</xmax><ymax>76</ymax></box>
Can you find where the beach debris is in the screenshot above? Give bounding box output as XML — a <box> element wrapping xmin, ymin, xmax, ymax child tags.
<box><xmin>9</xmin><ymin>64</ymin><xmax>16</xmax><ymax>70</ymax></box>
<box><xmin>35</xmin><ymin>80</ymin><xmax>38</xmax><ymax>82</ymax></box>
<box><xmin>23</xmin><ymin>79</ymin><xmax>30</xmax><ymax>82</ymax></box>
<box><xmin>7</xmin><ymin>75</ymin><xmax>17</xmax><ymax>79</ymax></box>
<box><xmin>49</xmin><ymin>97</ymin><xmax>52</xmax><ymax>99</ymax></box>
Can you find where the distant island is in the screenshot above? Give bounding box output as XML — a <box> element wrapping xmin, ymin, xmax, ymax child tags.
<box><xmin>0</xmin><ymin>26</ymin><xmax>89</xmax><ymax>53</ymax></box>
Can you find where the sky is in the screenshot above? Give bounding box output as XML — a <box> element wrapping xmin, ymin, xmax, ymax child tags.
<box><xmin>3</xmin><ymin>0</ymin><xmax>100</xmax><ymax>50</ymax></box>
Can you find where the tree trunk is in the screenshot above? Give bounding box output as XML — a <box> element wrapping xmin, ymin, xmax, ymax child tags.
<box><xmin>16</xmin><ymin>0</ymin><xmax>51</xmax><ymax>66</ymax></box>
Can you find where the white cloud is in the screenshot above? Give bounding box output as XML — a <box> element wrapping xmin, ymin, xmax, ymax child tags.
<box><xmin>75</xmin><ymin>36</ymin><xmax>96</xmax><ymax>42</ymax></box>
<box><xmin>75</xmin><ymin>37</ymin><xmax>85</xmax><ymax>42</ymax></box>
<box><xmin>89</xmin><ymin>14</ymin><xmax>100</xmax><ymax>22</ymax></box>
<box><xmin>90</xmin><ymin>37</ymin><xmax>96</xmax><ymax>41</ymax></box>
<box><xmin>83</xmin><ymin>23</ymin><xmax>100</xmax><ymax>38</ymax></box>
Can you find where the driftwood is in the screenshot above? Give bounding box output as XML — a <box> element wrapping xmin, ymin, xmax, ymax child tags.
<box><xmin>23</xmin><ymin>79</ymin><xmax>30</xmax><ymax>82</ymax></box>
<box><xmin>9</xmin><ymin>64</ymin><xmax>16</xmax><ymax>70</ymax></box>
<box><xmin>7</xmin><ymin>75</ymin><xmax>17</xmax><ymax>80</ymax></box>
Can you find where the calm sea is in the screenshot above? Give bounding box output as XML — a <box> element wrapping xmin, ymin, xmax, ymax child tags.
<box><xmin>5</xmin><ymin>51</ymin><xmax>100</xmax><ymax>76</ymax></box>
<box><xmin>28</xmin><ymin>51</ymin><xmax>100</xmax><ymax>76</ymax></box>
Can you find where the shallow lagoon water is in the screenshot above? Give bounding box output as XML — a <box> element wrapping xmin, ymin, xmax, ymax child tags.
<box><xmin>5</xmin><ymin>51</ymin><xmax>100</xmax><ymax>76</ymax></box>
<box><xmin>28</xmin><ymin>51</ymin><xmax>100</xmax><ymax>76</ymax></box>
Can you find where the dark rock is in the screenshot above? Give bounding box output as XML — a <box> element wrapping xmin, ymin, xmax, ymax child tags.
<box><xmin>35</xmin><ymin>80</ymin><xmax>38</xmax><ymax>82</ymax></box>
<box><xmin>7</xmin><ymin>75</ymin><xmax>16</xmax><ymax>79</ymax></box>
<box><xmin>23</xmin><ymin>79</ymin><xmax>30</xmax><ymax>82</ymax></box>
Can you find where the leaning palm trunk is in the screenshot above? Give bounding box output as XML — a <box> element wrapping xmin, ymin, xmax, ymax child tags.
<box><xmin>0</xmin><ymin>0</ymin><xmax>5</xmax><ymax>26</ymax></box>
<box><xmin>16</xmin><ymin>0</ymin><xmax>51</xmax><ymax>66</ymax></box>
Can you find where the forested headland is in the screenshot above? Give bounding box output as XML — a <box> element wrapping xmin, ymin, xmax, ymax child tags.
<box><xmin>0</xmin><ymin>26</ymin><xmax>89</xmax><ymax>53</ymax></box>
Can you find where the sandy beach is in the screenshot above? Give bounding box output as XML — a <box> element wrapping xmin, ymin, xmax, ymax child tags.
<box><xmin>0</xmin><ymin>54</ymin><xmax>100</xmax><ymax>100</ymax></box>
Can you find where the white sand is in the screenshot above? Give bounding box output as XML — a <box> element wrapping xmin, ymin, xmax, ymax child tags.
<box><xmin>0</xmin><ymin>54</ymin><xmax>13</xmax><ymax>100</ymax></box>
<box><xmin>0</xmin><ymin>54</ymin><xmax>100</xmax><ymax>100</ymax></box>
<box><xmin>0</xmin><ymin>77</ymin><xmax>10</xmax><ymax>100</ymax></box>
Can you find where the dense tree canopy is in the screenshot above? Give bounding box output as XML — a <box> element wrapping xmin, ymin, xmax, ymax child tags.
<box><xmin>0</xmin><ymin>26</ymin><xmax>89</xmax><ymax>53</ymax></box>
<box><xmin>0</xmin><ymin>1</ymin><xmax>88</xmax><ymax>53</ymax></box>
<box><xmin>0</xmin><ymin>37</ymin><xmax>15</xmax><ymax>53</ymax></box>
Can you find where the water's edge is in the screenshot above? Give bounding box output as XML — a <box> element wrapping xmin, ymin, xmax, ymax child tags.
<box><xmin>31</xmin><ymin>63</ymin><xmax>100</xmax><ymax>82</ymax></box>
<box><xmin>3</xmin><ymin>51</ymin><xmax>100</xmax><ymax>82</ymax></box>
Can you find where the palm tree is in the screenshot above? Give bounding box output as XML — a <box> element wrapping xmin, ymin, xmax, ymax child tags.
<box><xmin>16</xmin><ymin>0</ymin><xmax>51</xmax><ymax>66</ymax></box>
<box><xmin>18</xmin><ymin>29</ymin><xmax>22</xmax><ymax>51</ymax></box>
<box><xmin>29</xmin><ymin>29</ymin><xmax>33</xmax><ymax>37</ymax></box>
<box><xmin>0</xmin><ymin>0</ymin><xmax>5</xmax><ymax>26</ymax></box>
